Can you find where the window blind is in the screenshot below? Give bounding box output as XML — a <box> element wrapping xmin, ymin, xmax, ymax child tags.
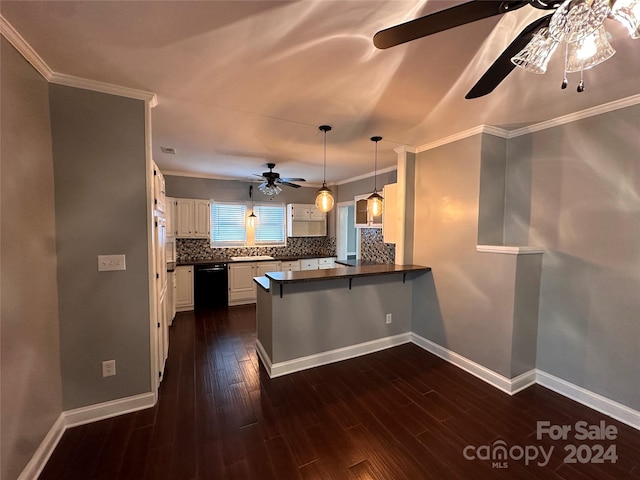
<box><xmin>254</xmin><ymin>204</ymin><xmax>285</xmax><ymax>244</ymax></box>
<box><xmin>210</xmin><ymin>202</ymin><xmax>246</xmax><ymax>246</ymax></box>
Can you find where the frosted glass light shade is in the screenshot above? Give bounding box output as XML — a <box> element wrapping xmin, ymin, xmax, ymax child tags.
<box><xmin>566</xmin><ymin>26</ymin><xmax>615</xmax><ymax>72</ymax></box>
<box><xmin>512</xmin><ymin>27</ymin><xmax>559</xmax><ymax>74</ymax></box>
<box><xmin>315</xmin><ymin>185</ymin><xmax>334</xmax><ymax>213</ymax></box>
<box><xmin>247</xmin><ymin>212</ymin><xmax>257</xmax><ymax>227</ymax></box>
<box><xmin>367</xmin><ymin>191</ymin><xmax>383</xmax><ymax>217</ymax></box>
<box><xmin>612</xmin><ymin>0</ymin><xmax>640</xmax><ymax>39</ymax></box>
<box><xmin>259</xmin><ymin>183</ymin><xmax>282</xmax><ymax>196</ymax></box>
<box><xmin>549</xmin><ymin>0</ymin><xmax>611</xmax><ymax>43</ymax></box>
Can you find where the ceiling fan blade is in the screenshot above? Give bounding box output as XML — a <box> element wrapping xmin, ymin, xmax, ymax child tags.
<box><xmin>373</xmin><ymin>1</ymin><xmax>526</xmax><ymax>49</ymax></box>
<box><xmin>279</xmin><ymin>181</ymin><xmax>302</xmax><ymax>188</ymax></box>
<box><xmin>280</xmin><ymin>177</ymin><xmax>306</xmax><ymax>182</ymax></box>
<box><xmin>258</xmin><ymin>181</ymin><xmax>269</xmax><ymax>188</ymax></box>
<box><xmin>465</xmin><ymin>13</ymin><xmax>553</xmax><ymax>99</ymax></box>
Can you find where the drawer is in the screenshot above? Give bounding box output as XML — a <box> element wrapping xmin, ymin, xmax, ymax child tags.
<box><xmin>318</xmin><ymin>257</ymin><xmax>335</xmax><ymax>266</ymax></box>
<box><xmin>280</xmin><ymin>260</ymin><xmax>300</xmax><ymax>271</ymax></box>
<box><xmin>300</xmin><ymin>259</ymin><xmax>319</xmax><ymax>270</ymax></box>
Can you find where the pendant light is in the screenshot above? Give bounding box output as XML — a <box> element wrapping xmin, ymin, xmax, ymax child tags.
<box><xmin>367</xmin><ymin>136</ymin><xmax>384</xmax><ymax>217</ymax></box>
<box><xmin>248</xmin><ymin>184</ymin><xmax>257</xmax><ymax>227</ymax></box>
<box><xmin>315</xmin><ymin>125</ymin><xmax>335</xmax><ymax>213</ymax></box>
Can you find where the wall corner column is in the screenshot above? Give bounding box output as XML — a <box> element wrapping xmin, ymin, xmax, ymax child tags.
<box><xmin>394</xmin><ymin>145</ymin><xmax>416</xmax><ymax>265</ymax></box>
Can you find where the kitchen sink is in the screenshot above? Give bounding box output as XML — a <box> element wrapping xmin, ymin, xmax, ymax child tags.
<box><xmin>230</xmin><ymin>255</ymin><xmax>275</xmax><ymax>261</ymax></box>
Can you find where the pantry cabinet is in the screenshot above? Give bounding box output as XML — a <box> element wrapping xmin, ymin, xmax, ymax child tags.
<box><xmin>287</xmin><ymin>203</ymin><xmax>326</xmax><ymax>237</ymax></box>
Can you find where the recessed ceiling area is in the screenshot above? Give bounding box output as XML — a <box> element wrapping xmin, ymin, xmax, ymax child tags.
<box><xmin>2</xmin><ymin>0</ymin><xmax>639</xmax><ymax>183</ymax></box>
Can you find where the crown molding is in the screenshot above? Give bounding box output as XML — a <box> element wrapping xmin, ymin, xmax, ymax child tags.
<box><xmin>0</xmin><ymin>14</ymin><xmax>53</xmax><ymax>79</ymax></box>
<box><xmin>1</xmin><ymin>14</ymin><xmax>157</xmax><ymax>107</ymax></box>
<box><xmin>508</xmin><ymin>93</ymin><xmax>640</xmax><ymax>138</ymax></box>
<box><xmin>49</xmin><ymin>72</ymin><xmax>157</xmax><ymax>106</ymax></box>
<box><xmin>416</xmin><ymin>125</ymin><xmax>509</xmax><ymax>153</ymax></box>
<box><xmin>163</xmin><ymin>170</ymin><xmax>323</xmax><ymax>188</ymax></box>
<box><xmin>393</xmin><ymin>145</ymin><xmax>418</xmax><ymax>155</ymax></box>
<box><xmin>335</xmin><ymin>165</ymin><xmax>398</xmax><ymax>186</ymax></box>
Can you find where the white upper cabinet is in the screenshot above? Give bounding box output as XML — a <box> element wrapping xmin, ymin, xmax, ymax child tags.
<box><xmin>175</xmin><ymin>198</ymin><xmax>210</xmax><ymax>238</ymax></box>
<box><xmin>166</xmin><ymin>197</ymin><xmax>175</xmax><ymax>238</ymax></box>
<box><xmin>354</xmin><ymin>193</ymin><xmax>382</xmax><ymax>228</ymax></box>
<box><xmin>287</xmin><ymin>203</ymin><xmax>327</xmax><ymax>237</ymax></box>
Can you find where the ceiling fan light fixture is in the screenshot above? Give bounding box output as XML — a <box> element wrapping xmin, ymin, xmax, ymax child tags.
<box><xmin>511</xmin><ymin>27</ymin><xmax>559</xmax><ymax>74</ymax></box>
<box><xmin>315</xmin><ymin>125</ymin><xmax>334</xmax><ymax>213</ymax></box>
<box><xmin>612</xmin><ymin>0</ymin><xmax>640</xmax><ymax>38</ymax></box>
<box><xmin>367</xmin><ymin>136</ymin><xmax>384</xmax><ymax>218</ymax></box>
<box><xmin>259</xmin><ymin>183</ymin><xmax>282</xmax><ymax>196</ymax></box>
<box><xmin>548</xmin><ymin>0</ymin><xmax>611</xmax><ymax>43</ymax></box>
<box><xmin>566</xmin><ymin>25</ymin><xmax>615</xmax><ymax>72</ymax></box>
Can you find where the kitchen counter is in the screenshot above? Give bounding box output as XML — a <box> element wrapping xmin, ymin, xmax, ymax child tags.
<box><xmin>265</xmin><ymin>264</ymin><xmax>430</xmax><ymax>285</ymax></box>
<box><xmin>176</xmin><ymin>254</ymin><xmax>336</xmax><ymax>266</ymax></box>
<box><xmin>255</xmin><ymin>262</ymin><xmax>433</xmax><ymax>378</ymax></box>
<box><xmin>335</xmin><ymin>258</ymin><xmax>384</xmax><ymax>267</ymax></box>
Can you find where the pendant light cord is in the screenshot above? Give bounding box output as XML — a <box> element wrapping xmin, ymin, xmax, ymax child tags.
<box><xmin>371</xmin><ymin>136</ymin><xmax>382</xmax><ymax>193</ymax></box>
<box><xmin>323</xmin><ymin>130</ymin><xmax>327</xmax><ymax>185</ymax></box>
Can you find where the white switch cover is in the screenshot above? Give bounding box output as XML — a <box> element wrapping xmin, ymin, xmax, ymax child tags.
<box><xmin>98</xmin><ymin>254</ymin><xmax>126</xmax><ymax>272</ymax></box>
<box><xmin>102</xmin><ymin>360</ymin><xmax>116</xmax><ymax>377</ymax></box>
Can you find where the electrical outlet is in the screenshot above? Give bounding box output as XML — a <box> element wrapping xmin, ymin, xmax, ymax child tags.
<box><xmin>385</xmin><ymin>313</ymin><xmax>392</xmax><ymax>324</ymax></box>
<box><xmin>102</xmin><ymin>360</ymin><xmax>116</xmax><ymax>377</ymax></box>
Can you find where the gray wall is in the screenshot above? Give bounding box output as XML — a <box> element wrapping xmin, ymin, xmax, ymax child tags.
<box><xmin>50</xmin><ymin>85</ymin><xmax>151</xmax><ymax>409</ymax></box>
<box><xmin>270</xmin><ymin>274</ymin><xmax>412</xmax><ymax>363</ymax></box>
<box><xmin>506</xmin><ymin>106</ymin><xmax>640</xmax><ymax>410</ymax></box>
<box><xmin>411</xmin><ymin>135</ymin><xmax>519</xmax><ymax>377</ymax></box>
<box><xmin>1</xmin><ymin>38</ymin><xmax>63</xmax><ymax>480</ymax></box>
<box><xmin>336</xmin><ymin>170</ymin><xmax>397</xmax><ymax>203</ymax></box>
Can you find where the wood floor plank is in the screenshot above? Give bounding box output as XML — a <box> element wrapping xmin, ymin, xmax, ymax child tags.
<box><xmin>37</xmin><ymin>306</ymin><xmax>640</xmax><ymax>480</ymax></box>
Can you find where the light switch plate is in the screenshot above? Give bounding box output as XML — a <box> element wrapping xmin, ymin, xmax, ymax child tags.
<box><xmin>98</xmin><ymin>254</ymin><xmax>126</xmax><ymax>272</ymax></box>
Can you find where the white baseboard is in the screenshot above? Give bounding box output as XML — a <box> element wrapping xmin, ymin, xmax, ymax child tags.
<box><xmin>536</xmin><ymin>370</ymin><xmax>640</xmax><ymax>431</ymax></box>
<box><xmin>17</xmin><ymin>415</ymin><xmax>66</xmax><ymax>480</ymax></box>
<box><xmin>262</xmin><ymin>333</ymin><xmax>412</xmax><ymax>378</ymax></box>
<box><xmin>18</xmin><ymin>392</ymin><xmax>156</xmax><ymax>480</ymax></box>
<box><xmin>411</xmin><ymin>332</ymin><xmax>536</xmax><ymax>395</ymax></box>
<box><xmin>63</xmin><ymin>392</ymin><xmax>156</xmax><ymax>428</ymax></box>
<box><xmin>255</xmin><ymin>339</ymin><xmax>272</xmax><ymax>376</ymax></box>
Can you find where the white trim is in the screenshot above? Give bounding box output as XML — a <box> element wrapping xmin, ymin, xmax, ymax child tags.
<box><xmin>509</xmin><ymin>94</ymin><xmax>640</xmax><ymax>138</ymax></box>
<box><xmin>411</xmin><ymin>333</ymin><xmax>536</xmax><ymax>395</ymax></box>
<box><xmin>262</xmin><ymin>333</ymin><xmax>412</xmax><ymax>378</ymax></box>
<box><xmin>1</xmin><ymin>15</ymin><xmax>157</xmax><ymax>106</ymax></box>
<box><xmin>0</xmin><ymin>14</ymin><xmax>53</xmax><ymax>79</ymax></box>
<box><xmin>393</xmin><ymin>145</ymin><xmax>418</xmax><ymax>155</ymax></box>
<box><xmin>49</xmin><ymin>72</ymin><xmax>157</xmax><ymax>106</ymax></box>
<box><xmin>17</xmin><ymin>392</ymin><xmax>155</xmax><ymax>480</ymax></box>
<box><xmin>256</xmin><ymin>339</ymin><xmax>273</xmax><ymax>376</ymax></box>
<box><xmin>416</xmin><ymin>125</ymin><xmax>509</xmax><ymax>153</ymax></box>
<box><xmin>536</xmin><ymin>371</ymin><xmax>640</xmax><ymax>431</ymax></box>
<box><xmin>16</xmin><ymin>415</ymin><xmax>65</xmax><ymax>480</ymax></box>
<box><xmin>335</xmin><ymin>165</ymin><xmax>398</xmax><ymax>186</ymax></box>
<box><xmin>63</xmin><ymin>392</ymin><xmax>156</xmax><ymax>428</ymax></box>
<box><xmin>476</xmin><ymin>245</ymin><xmax>544</xmax><ymax>255</ymax></box>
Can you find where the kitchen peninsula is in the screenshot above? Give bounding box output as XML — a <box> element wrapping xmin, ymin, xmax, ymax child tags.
<box><xmin>254</xmin><ymin>263</ymin><xmax>432</xmax><ymax>377</ymax></box>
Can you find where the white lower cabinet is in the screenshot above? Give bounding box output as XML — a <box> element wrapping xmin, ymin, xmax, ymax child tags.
<box><xmin>318</xmin><ymin>257</ymin><xmax>336</xmax><ymax>269</ymax></box>
<box><xmin>228</xmin><ymin>261</ymin><xmax>280</xmax><ymax>306</ymax></box>
<box><xmin>175</xmin><ymin>265</ymin><xmax>194</xmax><ymax>311</ymax></box>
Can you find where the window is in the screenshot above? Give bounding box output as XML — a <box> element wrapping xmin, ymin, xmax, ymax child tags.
<box><xmin>210</xmin><ymin>201</ymin><xmax>286</xmax><ymax>247</ymax></box>
<box><xmin>211</xmin><ymin>202</ymin><xmax>246</xmax><ymax>246</ymax></box>
<box><xmin>254</xmin><ymin>204</ymin><xmax>286</xmax><ymax>245</ymax></box>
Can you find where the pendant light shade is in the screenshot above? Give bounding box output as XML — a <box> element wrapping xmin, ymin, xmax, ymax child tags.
<box><xmin>315</xmin><ymin>125</ymin><xmax>334</xmax><ymax>213</ymax></box>
<box><xmin>367</xmin><ymin>136</ymin><xmax>383</xmax><ymax>218</ymax></box>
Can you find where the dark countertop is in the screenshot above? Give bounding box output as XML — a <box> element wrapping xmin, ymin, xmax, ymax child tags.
<box><xmin>335</xmin><ymin>259</ymin><xmax>383</xmax><ymax>267</ymax></box>
<box><xmin>253</xmin><ymin>276</ymin><xmax>270</xmax><ymax>292</ymax></box>
<box><xmin>176</xmin><ymin>254</ymin><xmax>337</xmax><ymax>266</ymax></box>
<box><xmin>265</xmin><ymin>264</ymin><xmax>431</xmax><ymax>284</ymax></box>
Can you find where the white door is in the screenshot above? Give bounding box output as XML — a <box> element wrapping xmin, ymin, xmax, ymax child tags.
<box><xmin>193</xmin><ymin>200</ymin><xmax>210</xmax><ymax>238</ymax></box>
<box><xmin>228</xmin><ymin>263</ymin><xmax>256</xmax><ymax>304</ymax></box>
<box><xmin>175</xmin><ymin>199</ymin><xmax>193</xmax><ymax>237</ymax></box>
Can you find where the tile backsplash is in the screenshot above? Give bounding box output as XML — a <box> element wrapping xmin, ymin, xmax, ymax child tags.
<box><xmin>360</xmin><ymin>228</ymin><xmax>395</xmax><ymax>264</ymax></box>
<box><xmin>176</xmin><ymin>237</ymin><xmax>336</xmax><ymax>262</ymax></box>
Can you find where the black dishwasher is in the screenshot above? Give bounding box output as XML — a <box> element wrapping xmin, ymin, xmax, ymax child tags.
<box><xmin>195</xmin><ymin>263</ymin><xmax>228</xmax><ymax>308</ymax></box>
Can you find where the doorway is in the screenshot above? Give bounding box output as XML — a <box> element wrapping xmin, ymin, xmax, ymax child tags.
<box><xmin>337</xmin><ymin>202</ymin><xmax>357</xmax><ymax>260</ymax></box>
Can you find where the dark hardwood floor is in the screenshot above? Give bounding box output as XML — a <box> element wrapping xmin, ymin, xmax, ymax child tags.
<box><xmin>40</xmin><ymin>305</ymin><xmax>640</xmax><ymax>479</ymax></box>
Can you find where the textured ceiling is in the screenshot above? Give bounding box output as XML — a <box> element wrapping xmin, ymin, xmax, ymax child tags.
<box><xmin>3</xmin><ymin>0</ymin><xmax>639</xmax><ymax>184</ymax></box>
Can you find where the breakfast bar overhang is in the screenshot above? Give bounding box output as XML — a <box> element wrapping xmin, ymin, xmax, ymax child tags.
<box><xmin>254</xmin><ymin>264</ymin><xmax>432</xmax><ymax>378</ymax></box>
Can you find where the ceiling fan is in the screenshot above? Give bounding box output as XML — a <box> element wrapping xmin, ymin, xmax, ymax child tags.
<box><xmin>254</xmin><ymin>163</ymin><xmax>305</xmax><ymax>195</ymax></box>
<box><xmin>373</xmin><ymin>0</ymin><xmax>638</xmax><ymax>98</ymax></box>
